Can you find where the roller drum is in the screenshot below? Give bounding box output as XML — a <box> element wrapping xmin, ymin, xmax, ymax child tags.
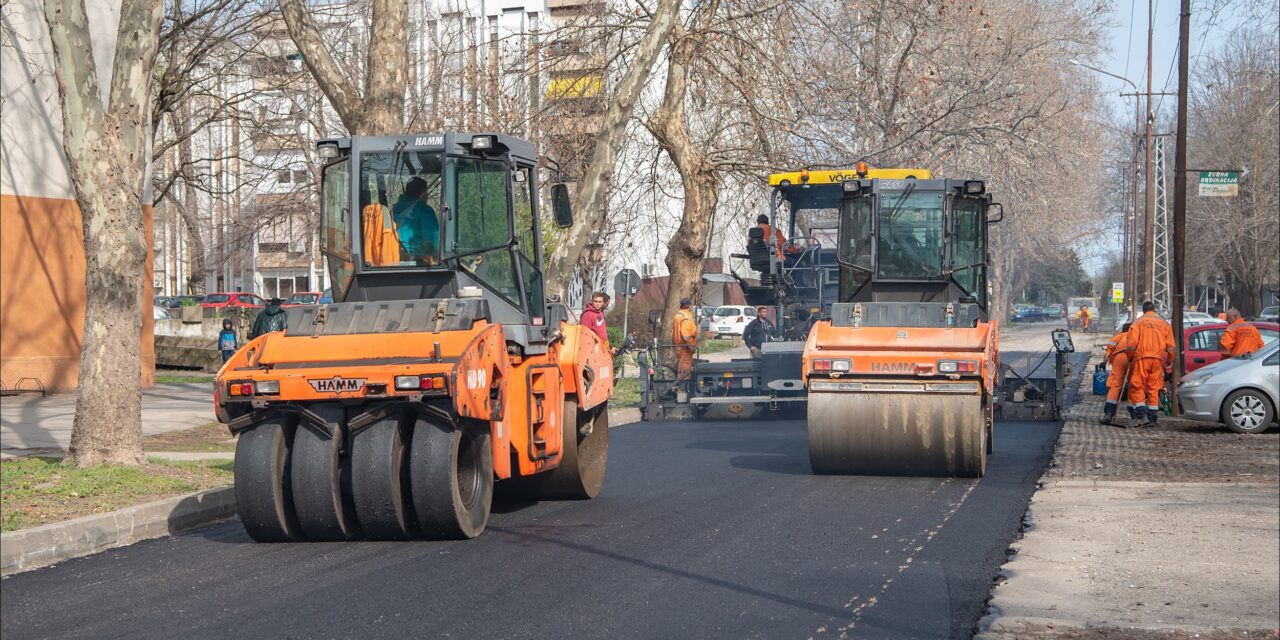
<box><xmin>807</xmin><ymin>391</ymin><xmax>987</xmax><ymax>477</ymax></box>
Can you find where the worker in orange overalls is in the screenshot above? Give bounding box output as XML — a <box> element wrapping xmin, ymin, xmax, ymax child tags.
<box><xmin>1099</xmin><ymin>322</ymin><xmax>1134</xmax><ymax>425</ymax></box>
<box><xmin>1076</xmin><ymin>304</ymin><xmax>1091</xmax><ymax>332</ymax></box>
<box><xmin>671</xmin><ymin>297</ymin><xmax>699</xmax><ymax>383</ymax></box>
<box><xmin>756</xmin><ymin>214</ymin><xmax>785</xmax><ymax>260</ymax></box>
<box><xmin>1219</xmin><ymin>308</ymin><xmax>1264</xmax><ymax>357</ymax></box>
<box><xmin>1125</xmin><ymin>301</ymin><xmax>1176</xmax><ymax>426</ymax></box>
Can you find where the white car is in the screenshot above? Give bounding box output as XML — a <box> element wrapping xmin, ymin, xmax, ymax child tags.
<box><xmin>1182</xmin><ymin>312</ymin><xmax>1223</xmax><ymax>327</ymax></box>
<box><xmin>1178</xmin><ymin>342</ymin><xmax>1279</xmax><ymax>434</ymax></box>
<box><xmin>710</xmin><ymin>305</ymin><xmax>757</xmax><ymax>337</ymax></box>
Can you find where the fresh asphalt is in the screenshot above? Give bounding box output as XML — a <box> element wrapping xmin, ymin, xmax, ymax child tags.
<box><xmin>1</xmin><ymin>416</ymin><xmax>1059</xmax><ymax>640</ymax></box>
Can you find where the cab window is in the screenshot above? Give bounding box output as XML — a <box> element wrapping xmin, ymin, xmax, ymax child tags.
<box><xmin>453</xmin><ymin>158</ymin><xmax>521</xmax><ymax>307</ymax></box>
<box><xmin>320</xmin><ymin>158</ymin><xmax>353</xmax><ymax>300</ymax></box>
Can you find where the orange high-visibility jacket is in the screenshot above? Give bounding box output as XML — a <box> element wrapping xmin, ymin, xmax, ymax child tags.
<box><xmin>672</xmin><ymin>309</ymin><xmax>698</xmax><ymax>346</ymax></box>
<box><xmin>1220</xmin><ymin>319</ymin><xmax>1264</xmax><ymax>356</ymax></box>
<box><xmin>362</xmin><ymin>204</ymin><xmax>401</xmax><ymax>266</ymax></box>
<box><xmin>758</xmin><ymin>223</ymin><xmax>785</xmax><ymax>259</ymax></box>
<box><xmin>1105</xmin><ymin>331</ymin><xmax>1130</xmax><ymax>363</ymax></box>
<box><xmin>1125</xmin><ymin>311</ymin><xmax>1175</xmax><ymax>361</ymax></box>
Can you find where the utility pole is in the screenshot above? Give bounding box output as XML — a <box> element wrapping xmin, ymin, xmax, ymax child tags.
<box><xmin>1170</xmin><ymin>0</ymin><xmax>1191</xmax><ymax>413</ymax></box>
<box><xmin>1143</xmin><ymin>0</ymin><xmax>1155</xmax><ymax>305</ymax></box>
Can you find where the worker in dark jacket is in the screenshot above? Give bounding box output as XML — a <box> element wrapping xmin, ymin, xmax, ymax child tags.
<box><xmin>743</xmin><ymin>306</ymin><xmax>775</xmax><ymax>358</ymax></box>
<box><xmin>250</xmin><ymin>298</ymin><xmax>288</xmax><ymax>339</ymax></box>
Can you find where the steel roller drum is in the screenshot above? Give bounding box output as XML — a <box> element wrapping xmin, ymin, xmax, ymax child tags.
<box><xmin>807</xmin><ymin>391</ymin><xmax>987</xmax><ymax>477</ymax></box>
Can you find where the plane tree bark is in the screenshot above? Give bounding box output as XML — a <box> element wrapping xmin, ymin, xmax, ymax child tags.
<box><xmin>280</xmin><ymin>0</ymin><xmax>407</xmax><ymax>135</ymax></box>
<box><xmin>45</xmin><ymin>0</ymin><xmax>165</xmax><ymax>466</ymax></box>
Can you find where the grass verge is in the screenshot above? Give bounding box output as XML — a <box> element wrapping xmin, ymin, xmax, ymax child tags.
<box><xmin>1</xmin><ymin>457</ymin><xmax>234</xmax><ymax>532</ymax></box>
<box><xmin>142</xmin><ymin>422</ymin><xmax>237</xmax><ymax>452</ymax></box>
<box><xmin>698</xmin><ymin>337</ymin><xmax>740</xmax><ymax>354</ymax></box>
<box><xmin>612</xmin><ymin>378</ymin><xmax>640</xmax><ymax>409</ymax></box>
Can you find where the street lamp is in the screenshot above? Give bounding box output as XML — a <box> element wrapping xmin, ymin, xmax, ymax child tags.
<box><xmin>1070</xmin><ymin>60</ymin><xmax>1146</xmax><ymax>319</ymax></box>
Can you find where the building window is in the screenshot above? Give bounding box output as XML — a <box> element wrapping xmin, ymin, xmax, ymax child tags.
<box><xmin>277</xmin><ymin>170</ymin><xmax>292</xmax><ymax>184</ymax></box>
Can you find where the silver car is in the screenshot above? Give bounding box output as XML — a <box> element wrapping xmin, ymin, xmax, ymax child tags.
<box><xmin>1178</xmin><ymin>342</ymin><xmax>1280</xmax><ymax>433</ymax></box>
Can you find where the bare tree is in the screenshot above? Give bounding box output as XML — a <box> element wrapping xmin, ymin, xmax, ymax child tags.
<box><xmin>543</xmin><ymin>0</ymin><xmax>682</xmax><ymax>293</ymax></box>
<box><xmin>280</xmin><ymin>0</ymin><xmax>405</xmax><ymax>135</ymax></box>
<box><xmin>45</xmin><ymin>0</ymin><xmax>164</xmax><ymax>466</ymax></box>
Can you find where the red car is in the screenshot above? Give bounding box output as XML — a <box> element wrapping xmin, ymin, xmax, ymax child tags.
<box><xmin>200</xmin><ymin>292</ymin><xmax>266</xmax><ymax>310</ymax></box>
<box><xmin>1183</xmin><ymin>321</ymin><xmax>1279</xmax><ymax>373</ymax></box>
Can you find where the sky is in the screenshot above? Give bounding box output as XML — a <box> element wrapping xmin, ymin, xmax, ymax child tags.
<box><xmin>1079</xmin><ymin>0</ymin><xmax>1254</xmax><ymax>276</ymax></box>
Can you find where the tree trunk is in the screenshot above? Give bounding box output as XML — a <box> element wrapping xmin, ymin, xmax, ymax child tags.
<box><xmin>46</xmin><ymin>0</ymin><xmax>164</xmax><ymax>467</ymax></box>
<box><xmin>543</xmin><ymin>0</ymin><xmax>682</xmax><ymax>294</ymax></box>
<box><xmin>281</xmin><ymin>0</ymin><xmax>405</xmax><ymax>136</ymax></box>
<box><xmin>644</xmin><ymin>19</ymin><xmax>722</xmax><ymax>341</ymax></box>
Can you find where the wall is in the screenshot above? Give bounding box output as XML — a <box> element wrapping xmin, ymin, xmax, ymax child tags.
<box><xmin>0</xmin><ymin>0</ymin><xmax>155</xmax><ymax>392</ymax></box>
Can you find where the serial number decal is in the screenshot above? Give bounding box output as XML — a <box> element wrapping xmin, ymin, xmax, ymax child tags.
<box><xmin>309</xmin><ymin>377</ymin><xmax>367</xmax><ymax>393</ymax></box>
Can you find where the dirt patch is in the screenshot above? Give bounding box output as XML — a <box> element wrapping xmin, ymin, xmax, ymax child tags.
<box><xmin>1</xmin><ymin>456</ymin><xmax>233</xmax><ymax>532</ymax></box>
<box><xmin>142</xmin><ymin>421</ymin><xmax>236</xmax><ymax>452</ymax></box>
<box><xmin>984</xmin><ymin>621</ymin><xmax>1279</xmax><ymax>639</ymax></box>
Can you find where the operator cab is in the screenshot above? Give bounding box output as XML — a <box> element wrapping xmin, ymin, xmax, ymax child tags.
<box><xmin>836</xmin><ymin>176</ymin><xmax>998</xmax><ymax>321</ymax></box>
<box><xmin>315</xmin><ymin>133</ymin><xmax>572</xmax><ymax>349</ymax></box>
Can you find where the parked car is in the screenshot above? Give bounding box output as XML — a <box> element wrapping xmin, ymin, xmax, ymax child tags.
<box><xmin>1178</xmin><ymin>342</ymin><xmax>1279</xmax><ymax>433</ymax></box>
<box><xmin>200</xmin><ymin>292</ymin><xmax>265</xmax><ymax>310</ymax></box>
<box><xmin>1046</xmin><ymin>303</ymin><xmax>1065</xmax><ymax>319</ymax></box>
<box><xmin>1259</xmin><ymin>306</ymin><xmax>1279</xmax><ymax>322</ymax></box>
<box><xmin>284</xmin><ymin>291</ymin><xmax>324</xmax><ymax>306</ymax></box>
<box><xmin>1183</xmin><ymin>321</ymin><xmax>1279</xmax><ymax>373</ymax></box>
<box><xmin>1011</xmin><ymin>306</ymin><xmax>1048</xmax><ymax>323</ymax></box>
<box><xmin>1182</xmin><ymin>312</ymin><xmax>1223</xmax><ymax>327</ymax></box>
<box><xmin>709</xmin><ymin>305</ymin><xmax>757</xmax><ymax>337</ymax></box>
<box><xmin>318</xmin><ymin>288</ymin><xmax>334</xmax><ymax>304</ymax></box>
<box><xmin>152</xmin><ymin>306</ymin><xmax>171</xmax><ymax>321</ymax></box>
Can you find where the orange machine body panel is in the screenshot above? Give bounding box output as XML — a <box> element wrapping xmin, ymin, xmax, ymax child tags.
<box><xmin>803</xmin><ymin>320</ymin><xmax>999</xmax><ymax>393</ymax></box>
<box><xmin>215</xmin><ymin>316</ymin><xmax>613</xmax><ymax>482</ymax></box>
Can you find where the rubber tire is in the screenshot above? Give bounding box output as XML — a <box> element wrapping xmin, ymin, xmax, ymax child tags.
<box><xmin>410</xmin><ymin>416</ymin><xmax>493</xmax><ymax>539</ymax></box>
<box><xmin>234</xmin><ymin>417</ymin><xmax>300</xmax><ymax>542</ymax></box>
<box><xmin>1221</xmin><ymin>389</ymin><xmax>1275</xmax><ymax>434</ymax></box>
<box><xmin>350</xmin><ymin>413</ymin><xmax>414</xmax><ymax>540</ymax></box>
<box><xmin>501</xmin><ymin>398</ymin><xmax>609</xmax><ymax>500</ymax></box>
<box><xmin>290</xmin><ymin>404</ymin><xmax>359</xmax><ymax>540</ymax></box>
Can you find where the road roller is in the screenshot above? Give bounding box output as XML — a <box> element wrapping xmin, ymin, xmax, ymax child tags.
<box><xmin>214</xmin><ymin>133</ymin><xmax>613</xmax><ymax>541</ymax></box>
<box><xmin>803</xmin><ymin>165</ymin><xmax>1002</xmax><ymax>477</ymax></box>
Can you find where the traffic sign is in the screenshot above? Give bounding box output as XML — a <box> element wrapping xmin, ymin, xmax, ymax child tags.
<box><xmin>614</xmin><ymin>269</ymin><xmax>641</xmax><ymax>297</ymax></box>
<box><xmin>1111</xmin><ymin>282</ymin><xmax>1124</xmax><ymax>304</ymax></box>
<box><xmin>1198</xmin><ymin>171</ymin><xmax>1239</xmax><ymax>197</ymax></box>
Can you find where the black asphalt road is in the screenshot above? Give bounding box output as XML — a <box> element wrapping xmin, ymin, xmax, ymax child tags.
<box><xmin>1</xmin><ymin>418</ymin><xmax>1059</xmax><ymax>640</ymax></box>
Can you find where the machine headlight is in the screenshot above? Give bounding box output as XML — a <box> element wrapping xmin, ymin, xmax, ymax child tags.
<box><xmin>316</xmin><ymin>142</ymin><xmax>339</xmax><ymax>159</ymax></box>
<box><xmin>1181</xmin><ymin>373</ymin><xmax>1212</xmax><ymax>388</ymax></box>
<box><xmin>471</xmin><ymin>134</ymin><xmax>495</xmax><ymax>150</ymax></box>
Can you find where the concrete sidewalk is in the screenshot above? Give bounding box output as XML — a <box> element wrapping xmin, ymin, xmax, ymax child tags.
<box><xmin>1</xmin><ymin>383</ymin><xmax>213</xmax><ymax>456</ymax></box>
<box><xmin>980</xmin><ymin>348</ymin><xmax>1280</xmax><ymax>638</ymax></box>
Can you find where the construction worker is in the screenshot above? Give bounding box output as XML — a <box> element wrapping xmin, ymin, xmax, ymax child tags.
<box><xmin>1076</xmin><ymin>304</ymin><xmax>1091</xmax><ymax>332</ymax></box>
<box><xmin>756</xmin><ymin>214</ymin><xmax>785</xmax><ymax>260</ymax></box>
<box><xmin>1219</xmin><ymin>308</ymin><xmax>1264</xmax><ymax>357</ymax></box>
<box><xmin>1098</xmin><ymin>322</ymin><xmax>1133</xmax><ymax>425</ymax></box>
<box><xmin>1124</xmin><ymin>301</ymin><xmax>1176</xmax><ymax>426</ymax></box>
<box><xmin>672</xmin><ymin>297</ymin><xmax>698</xmax><ymax>382</ymax></box>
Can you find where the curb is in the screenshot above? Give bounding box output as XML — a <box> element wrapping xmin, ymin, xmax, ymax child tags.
<box><xmin>1</xmin><ymin>486</ymin><xmax>235</xmax><ymax>577</ymax></box>
<box><xmin>1</xmin><ymin>407</ymin><xmax>639</xmax><ymax>576</ymax></box>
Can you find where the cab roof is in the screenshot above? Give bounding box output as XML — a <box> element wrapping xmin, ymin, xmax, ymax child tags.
<box><xmin>767</xmin><ymin>167</ymin><xmax>932</xmax><ymax>186</ymax></box>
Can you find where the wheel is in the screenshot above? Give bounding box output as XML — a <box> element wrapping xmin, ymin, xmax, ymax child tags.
<box><xmin>1222</xmin><ymin>389</ymin><xmax>1275</xmax><ymax>434</ymax></box>
<box><xmin>499</xmin><ymin>398</ymin><xmax>609</xmax><ymax>500</ymax></box>
<box><xmin>350</xmin><ymin>413</ymin><xmax>414</xmax><ymax>540</ymax></box>
<box><xmin>409</xmin><ymin>416</ymin><xmax>493</xmax><ymax>539</ymax></box>
<box><xmin>234</xmin><ymin>417</ymin><xmax>300</xmax><ymax>542</ymax></box>
<box><xmin>290</xmin><ymin>404</ymin><xmax>359</xmax><ymax>540</ymax></box>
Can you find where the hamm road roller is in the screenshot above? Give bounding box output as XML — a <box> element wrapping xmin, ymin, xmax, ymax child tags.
<box><xmin>803</xmin><ymin>165</ymin><xmax>1002</xmax><ymax>477</ymax></box>
<box><xmin>215</xmin><ymin>133</ymin><xmax>612</xmax><ymax>541</ymax></box>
